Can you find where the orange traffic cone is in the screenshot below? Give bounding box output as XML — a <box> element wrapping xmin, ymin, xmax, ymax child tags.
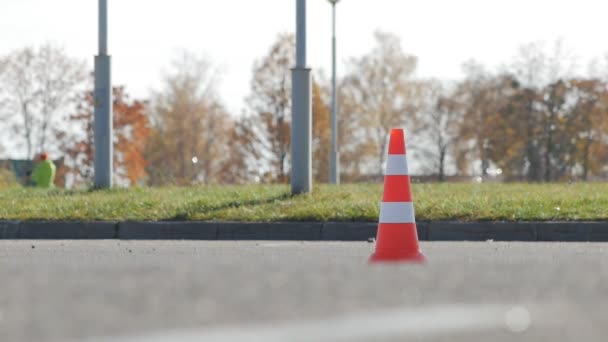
<box><xmin>370</xmin><ymin>128</ymin><xmax>425</xmax><ymax>263</ymax></box>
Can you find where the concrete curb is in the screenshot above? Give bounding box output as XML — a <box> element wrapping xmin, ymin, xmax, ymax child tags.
<box><xmin>0</xmin><ymin>221</ymin><xmax>19</xmax><ymax>239</ymax></box>
<box><xmin>0</xmin><ymin>221</ymin><xmax>607</xmax><ymax>241</ymax></box>
<box><xmin>118</xmin><ymin>222</ymin><xmax>218</xmax><ymax>240</ymax></box>
<box><xmin>218</xmin><ymin>222</ymin><xmax>323</xmax><ymax>240</ymax></box>
<box><xmin>18</xmin><ymin>221</ymin><xmax>117</xmax><ymax>239</ymax></box>
<box><xmin>537</xmin><ymin>222</ymin><xmax>608</xmax><ymax>242</ymax></box>
<box><xmin>427</xmin><ymin>222</ymin><xmax>538</xmax><ymax>241</ymax></box>
<box><xmin>321</xmin><ymin>222</ymin><xmax>376</xmax><ymax>241</ymax></box>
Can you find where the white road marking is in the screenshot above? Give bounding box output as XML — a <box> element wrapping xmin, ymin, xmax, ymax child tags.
<box><xmin>94</xmin><ymin>303</ymin><xmax>535</xmax><ymax>342</ymax></box>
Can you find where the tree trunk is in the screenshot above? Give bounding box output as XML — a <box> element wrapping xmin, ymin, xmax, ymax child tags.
<box><xmin>544</xmin><ymin>116</ymin><xmax>554</xmax><ymax>182</ymax></box>
<box><xmin>524</xmin><ymin>95</ymin><xmax>540</xmax><ymax>182</ymax></box>
<box><xmin>582</xmin><ymin>126</ymin><xmax>592</xmax><ymax>181</ymax></box>
<box><xmin>379</xmin><ymin>137</ymin><xmax>387</xmax><ymax>177</ymax></box>
<box><xmin>438</xmin><ymin>146</ymin><xmax>446</xmax><ymax>182</ymax></box>
<box><xmin>582</xmin><ymin>141</ymin><xmax>590</xmax><ymax>181</ymax></box>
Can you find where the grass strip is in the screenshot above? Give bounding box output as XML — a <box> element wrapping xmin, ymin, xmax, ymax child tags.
<box><xmin>0</xmin><ymin>183</ymin><xmax>607</xmax><ymax>222</ymax></box>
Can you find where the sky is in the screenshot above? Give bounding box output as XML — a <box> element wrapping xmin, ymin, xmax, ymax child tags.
<box><xmin>1</xmin><ymin>0</ymin><xmax>607</xmax><ymax>116</ymax></box>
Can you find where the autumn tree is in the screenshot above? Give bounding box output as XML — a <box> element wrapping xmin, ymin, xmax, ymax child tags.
<box><xmin>0</xmin><ymin>60</ymin><xmax>6</xmax><ymax>156</ymax></box>
<box><xmin>450</xmin><ymin>41</ymin><xmax>582</xmax><ymax>181</ymax></box>
<box><xmin>335</xmin><ymin>78</ymin><xmax>375</xmax><ymax>181</ymax></box>
<box><xmin>311</xmin><ymin>79</ymin><xmax>331</xmax><ymax>183</ymax></box>
<box><xmin>0</xmin><ymin>44</ymin><xmax>86</xmax><ymax>159</ymax></box>
<box><xmin>58</xmin><ymin>87</ymin><xmax>150</xmax><ymax>187</ymax></box>
<box><xmin>113</xmin><ymin>89</ymin><xmax>150</xmax><ymax>185</ymax></box>
<box><xmin>493</xmin><ymin>78</ymin><xmax>537</xmax><ymax>180</ymax></box>
<box><xmin>509</xmin><ymin>40</ymin><xmax>576</xmax><ymax>181</ymax></box>
<box><xmin>569</xmin><ymin>79</ymin><xmax>608</xmax><ymax>180</ymax></box>
<box><xmin>236</xmin><ymin>34</ymin><xmax>332</xmax><ymax>183</ymax></box>
<box><xmin>538</xmin><ymin>79</ymin><xmax>573</xmax><ymax>181</ymax></box>
<box><xmin>219</xmin><ymin>116</ymin><xmax>262</xmax><ymax>184</ymax></box>
<box><xmin>244</xmin><ymin>33</ymin><xmax>294</xmax><ymax>183</ymax></box>
<box><xmin>341</xmin><ymin>31</ymin><xmax>420</xmax><ymax>176</ymax></box>
<box><xmin>0</xmin><ymin>58</ymin><xmax>7</xmax><ymax>124</ymax></box>
<box><xmin>146</xmin><ymin>52</ymin><xmax>231</xmax><ymax>186</ymax></box>
<box><xmin>451</xmin><ymin>61</ymin><xmax>496</xmax><ymax>177</ymax></box>
<box><xmin>418</xmin><ymin>81</ymin><xmax>463</xmax><ymax>181</ymax></box>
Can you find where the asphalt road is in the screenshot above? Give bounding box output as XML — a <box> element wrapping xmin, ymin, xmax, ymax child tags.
<box><xmin>0</xmin><ymin>240</ymin><xmax>606</xmax><ymax>342</ymax></box>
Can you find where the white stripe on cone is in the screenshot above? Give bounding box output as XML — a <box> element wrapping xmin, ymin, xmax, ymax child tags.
<box><xmin>379</xmin><ymin>202</ymin><xmax>416</xmax><ymax>224</ymax></box>
<box><xmin>384</xmin><ymin>155</ymin><xmax>409</xmax><ymax>175</ymax></box>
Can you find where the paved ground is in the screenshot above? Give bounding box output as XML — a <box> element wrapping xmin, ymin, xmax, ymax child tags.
<box><xmin>0</xmin><ymin>241</ymin><xmax>606</xmax><ymax>342</ymax></box>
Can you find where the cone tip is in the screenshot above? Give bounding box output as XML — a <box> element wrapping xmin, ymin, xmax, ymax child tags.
<box><xmin>388</xmin><ymin>128</ymin><xmax>406</xmax><ymax>155</ymax></box>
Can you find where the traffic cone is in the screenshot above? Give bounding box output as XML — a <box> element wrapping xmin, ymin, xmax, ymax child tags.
<box><xmin>370</xmin><ymin>128</ymin><xmax>425</xmax><ymax>263</ymax></box>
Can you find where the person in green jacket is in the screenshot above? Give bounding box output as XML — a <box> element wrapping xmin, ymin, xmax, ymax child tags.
<box><xmin>30</xmin><ymin>152</ymin><xmax>56</xmax><ymax>188</ymax></box>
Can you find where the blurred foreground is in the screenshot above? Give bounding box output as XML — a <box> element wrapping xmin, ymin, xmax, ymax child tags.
<box><xmin>0</xmin><ymin>240</ymin><xmax>605</xmax><ymax>341</ymax></box>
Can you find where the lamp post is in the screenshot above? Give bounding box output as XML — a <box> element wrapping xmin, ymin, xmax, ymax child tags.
<box><xmin>94</xmin><ymin>0</ymin><xmax>113</xmax><ymax>188</ymax></box>
<box><xmin>291</xmin><ymin>0</ymin><xmax>312</xmax><ymax>194</ymax></box>
<box><xmin>328</xmin><ymin>0</ymin><xmax>340</xmax><ymax>184</ymax></box>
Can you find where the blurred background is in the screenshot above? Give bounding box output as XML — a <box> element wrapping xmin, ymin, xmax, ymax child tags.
<box><xmin>1</xmin><ymin>0</ymin><xmax>607</xmax><ymax>188</ymax></box>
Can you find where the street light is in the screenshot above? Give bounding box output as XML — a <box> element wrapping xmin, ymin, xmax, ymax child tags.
<box><xmin>328</xmin><ymin>0</ymin><xmax>340</xmax><ymax>184</ymax></box>
<box><xmin>94</xmin><ymin>0</ymin><xmax>113</xmax><ymax>188</ymax></box>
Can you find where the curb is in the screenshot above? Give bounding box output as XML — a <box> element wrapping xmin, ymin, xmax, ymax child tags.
<box><xmin>427</xmin><ymin>222</ymin><xmax>538</xmax><ymax>241</ymax></box>
<box><xmin>217</xmin><ymin>222</ymin><xmax>323</xmax><ymax>240</ymax></box>
<box><xmin>118</xmin><ymin>222</ymin><xmax>218</xmax><ymax>240</ymax></box>
<box><xmin>537</xmin><ymin>222</ymin><xmax>608</xmax><ymax>242</ymax></box>
<box><xmin>0</xmin><ymin>221</ymin><xmax>607</xmax><ymax>241</ymax></box>
<box><xmin>18</xmin><ymin>221</ymin><xmax>117</xmax><ymax>239</ymax></box>
<box><xmin>0</xmin><ymin>221</ymin><xmax>19</xmax><ymax>239</ymax></box>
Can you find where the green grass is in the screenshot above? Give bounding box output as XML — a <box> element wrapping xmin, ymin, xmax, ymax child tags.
<box><xmin>0</xmin><ymin>183</ymin><xmax>607</xmax><ymax>222</ymax></box>
<box><xmin>0</xmin><ymin>169</ymin><xmax>19</xmax><ymax>190</ymax></box>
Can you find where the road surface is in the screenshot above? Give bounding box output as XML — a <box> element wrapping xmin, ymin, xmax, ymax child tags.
<box><xmin>0</xmin><ymin>240</ymin><xmax>606</xmax><ymax>341</ymax></box>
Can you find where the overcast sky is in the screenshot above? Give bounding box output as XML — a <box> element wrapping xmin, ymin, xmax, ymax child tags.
<box><xmin>1</xmin><ymin>0</ymin><xmax>607</xmax><ymax>115</ymax></box>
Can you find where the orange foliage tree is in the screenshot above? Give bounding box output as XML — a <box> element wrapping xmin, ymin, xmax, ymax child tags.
<box><xmin>57</xmin><ymin>86</ymin><xmax>150</xmax><ymax>187</ymax></box>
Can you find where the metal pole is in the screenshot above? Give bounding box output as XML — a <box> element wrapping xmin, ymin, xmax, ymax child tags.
<box><xmin>94</xmin><ymin>0</ymin><xmax>113</xmax><ymax>188</ymax></box>
<box><xmin>329</xmin><ymin>1</ymin><xmax>340</xmax><ymax>184</ymax></box>
<box><xmin>296</xmin><ymin>0</ymin><xmax>307</xmax><ymax>68</ymax></box>
<box><xmin>291</xmin><ymin>0</ymin><xmax>312</xmax><ymax>194</ymax></box>
<box><xmin>99</xmin><ymin>0</ymin><xmax>107</xmax><ymax>54</ymax></box>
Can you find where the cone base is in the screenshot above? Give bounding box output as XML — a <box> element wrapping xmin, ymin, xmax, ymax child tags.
<box><xmin>369</xmin><ymin>250</ymin><xmax>426</xmax><ymax>263</ymax></box>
